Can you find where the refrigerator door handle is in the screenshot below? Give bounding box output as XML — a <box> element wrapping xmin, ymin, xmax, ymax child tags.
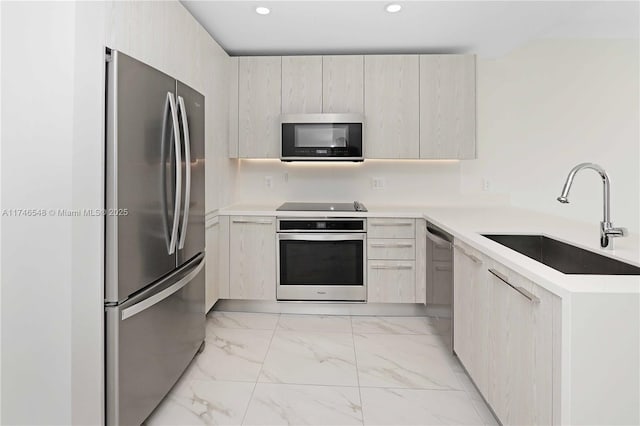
<box><xmin>177</xmin><ymin>95</ymin><xmax>191</xmax><ymax>250</ymax></box>
<box><xmin>168</xmin><ymin>92</ymin><xmax>182</xmax><ymax>255</ymax></box>
<box><xmin>160</xmin><ymin>93</ymin><xmax>171</xmax><ymax>251</ymax></box>
<box><xmin>121</xmin><ymin>257</ymin><xmax>204</xmax><ymax>320</ymax></box>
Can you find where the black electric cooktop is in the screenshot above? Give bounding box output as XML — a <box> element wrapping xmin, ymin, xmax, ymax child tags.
<box><xmin>276</xmin><ymin>201</ymin><xmax>367</xmax><ymax>212</ymax></box>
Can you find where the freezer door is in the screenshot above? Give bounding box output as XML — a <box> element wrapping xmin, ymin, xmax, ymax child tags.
<box><xmin>105</xmin><ymin>254</ymin><xmax>205</xmax><ymax>426</ymax></box>
<box><xmin>176</xmin><ymin>81</ymin><xmax>205</xmax><ymax>265</ymax></box>
<box><xmin>106</xmin><ymin>51</ymin><xmax>181</xmax><ymax>302</ymax></box>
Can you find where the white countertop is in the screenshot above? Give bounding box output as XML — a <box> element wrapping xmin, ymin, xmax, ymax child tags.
<box><xmin>218</xmin><ymin>203</ymin><xmax>431</xmax><ymax>218</ymax></box>
<box><xmin>216</xmin><ymin>203</ymin><xmax>640</xmax><ymax>296</ymax></box>
<box><xmin>422</xmin><ymin>206</ymin><xmax>640</xmax><ymax>297</ymax></box>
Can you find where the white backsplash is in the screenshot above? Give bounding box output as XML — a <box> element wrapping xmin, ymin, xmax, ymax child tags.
<box><xmin>231</xmin><ymin>159</ymin><xmax>508</xmax><ymax>207</ymax></box>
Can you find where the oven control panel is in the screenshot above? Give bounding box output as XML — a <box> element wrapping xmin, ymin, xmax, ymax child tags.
<box><xmin>277</xmin><ymin>218</ymin><xmax>366</xmax><ymax>233</ymax></box>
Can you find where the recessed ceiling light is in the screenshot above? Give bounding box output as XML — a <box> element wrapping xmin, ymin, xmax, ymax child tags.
<box><xmin>255</xmin><ymin>6</ymin><xmax>270</xmax><ymax>15</ymax></box>
<box><xmin>385</xmin><ymin>3</ymin><xmax>402</xmax><ymax>13</ymax></box>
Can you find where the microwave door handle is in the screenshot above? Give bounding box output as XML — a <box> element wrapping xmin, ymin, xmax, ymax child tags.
<box><xmin>177</xmin><ymin>95</ymin><xmax>191</xmax><ymax>250</ymax></box>
<box><xmin>168</xmin><ymin>92</ymin><xmax>182</xmax><ymax>255</ymax></box>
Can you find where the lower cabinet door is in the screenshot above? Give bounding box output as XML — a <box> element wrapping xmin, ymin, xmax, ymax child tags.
<box><xmin>367</xmin><ymin>260</ymin><xmax>416</xmax><ymax>303</ymax></box>
<box><xmin>205</xmin><ymin>218</ymin><xmax>219</xmax><ymax>312</ymax></box>
<box><xmin>229</xmin><ymin>216</ymin><xmax>276</xmax><ymax>300</ymax></box>
<box><xmin>453</xmin><ymin>243</ymin><xmax>488</xmax><ymax>393</ymax></box>
<box><xmin>487</xmin><ymin>266</ymin><xmax>554</xmax><ymax>426</ymax></box>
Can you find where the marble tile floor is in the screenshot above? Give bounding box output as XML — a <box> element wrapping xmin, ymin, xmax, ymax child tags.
<box><xmin>145</xmin><ymin>311</ymin><xmax>498</xmax><ymax>426</ymax></box>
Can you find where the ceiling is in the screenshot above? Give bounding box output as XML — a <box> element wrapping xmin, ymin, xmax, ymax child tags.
<box><xmin>181</xmin><ymin>1</ymin><xmax>639</xmax><ymax>58</ymax></box>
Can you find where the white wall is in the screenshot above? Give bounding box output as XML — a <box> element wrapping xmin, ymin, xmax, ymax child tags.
<box><xmin>1</xmin><ymin>2</ymin><xmax>76</xmax><ymax>423</ymax></box>
<box><xmin>464</xmin><ymin>38</ymin><xmax>640</xmax><ymax>233</ymax></box>
<box><xmin>231</xmin><ymin>39</ymin><xmax>640</xmax><ymax>234</ymax></box>
<box><xmin>2</xmin><ymin>1</ymin><xmax>234</xmax><ymax>424</ymax></box>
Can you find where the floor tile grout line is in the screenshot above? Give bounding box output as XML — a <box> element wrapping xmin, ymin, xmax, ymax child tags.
<box><xmin>248</xmin><ymin>382</ymin><xmax>361</xmax><ymax>390</ymax></box>
<box><xmin>349</xmin><ymin>316</ymin><xmax>365</xmax><ymax>426</ymax></box>
<box><xmin>239</xmin><ymin>380</ymin><xmax>474</xmax><ymax>391</ymax></box>
<box><xmin>455</xmin><ymin>367</ymin><xmax>496</xmax><ymax>426</ymax></box>
<box><xmin>437</xmin><ymin>343</ymin><xmax>492</xmax><ymax>425</ymax></box>
<box><xmin>239</xmin><ymin>313</ymin><xmax>280</xmax><ymax>426</ymax></box>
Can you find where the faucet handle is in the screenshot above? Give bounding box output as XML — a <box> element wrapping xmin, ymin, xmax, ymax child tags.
<box><xmin>607</xmin><ymin>227</ymin><xmax>628</xmax><ymax>237</ymax></box>
<box><xmin>600</xmin><ymin>222</ymin><xmax>628</xmax><ymax>249</ymax></box>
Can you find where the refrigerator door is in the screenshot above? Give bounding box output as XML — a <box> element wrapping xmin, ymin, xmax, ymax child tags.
<box><xmin>176</xmin><ymin>81</ymin><xmax>205</xmax><ymax>265</ymax></box>
<box><xmin>106</xmin><ymin>51</ymin><xmax>181</xmax><ymax>302</ymax></box>
<box><xmin>105</xmin><ymin>254</ymin><xmax>205</xmax><ymax>426</ymax></box>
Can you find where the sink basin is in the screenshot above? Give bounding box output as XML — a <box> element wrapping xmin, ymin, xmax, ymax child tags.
<box><xmin>481</xmin><ymin>234</ymin><xmax>640</xmax><ymax>275</ymax></box>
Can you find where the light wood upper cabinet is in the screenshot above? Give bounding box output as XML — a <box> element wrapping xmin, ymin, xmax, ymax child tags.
<box><xmin>420</xmin><ymin>55</ymin><xmax>476</xmax><ymax>159</ymax></box>
<box><xmin>231</xmin><ymin>53</ymin><xmax>476</xmax><ymax>159</ymax></box>
<box><xmin>238</xmin><ymin>56</ymin><xmax>281</xmax><ymax>158</ymax></box>
<box><xmin>228</xmin><ymin>57</ymin><xmax>239</xmax><ymax>158</ymax></box>
<box><xmin>282</xmin><ymin>56</ymin><xmax>322</xmax><ymax>114</ymax></box>
<box><xmin>364</xmin><ymin>55</ymin><xmax>420</xmax><ymax>158</ymax></box>
<box><xmin>229</xmin><ymin>216</ymin><xmax>276</xmax><ymax>300</ymax></box>
<box><xmin>322</xmin><ymin>55</ymin><xmax>364</xmax><ymax>113</ymax></box>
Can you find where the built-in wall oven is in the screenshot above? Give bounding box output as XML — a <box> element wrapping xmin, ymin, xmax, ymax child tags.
<box><xmin>276</xmin><ymin>218</ymin><xmax>367</xmax><ymax>302</ymax></box>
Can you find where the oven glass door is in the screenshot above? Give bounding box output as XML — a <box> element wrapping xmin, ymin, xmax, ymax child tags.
<box><xmin>278</xmin><ymin>234</ymin><xmax>364</xmax><ymax>286</ymax></box>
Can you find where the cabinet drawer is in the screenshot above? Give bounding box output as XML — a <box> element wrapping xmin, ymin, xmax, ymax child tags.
<box><xmin>367</xmin><ymin>260</ymin><xmax>416</xmax><ymax>303</ymax></box>
<box><xmin>368</xmin><ymin>238</ymin><xmax>415</xmax><ymax>260</ymax></box>
<box><xmin>367</xmin><ymin>218</ymin><xmax>415</xmax><ymax>238</ymax></box>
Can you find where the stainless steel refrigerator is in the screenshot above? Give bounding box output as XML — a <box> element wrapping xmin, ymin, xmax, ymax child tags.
<box><xmin>104</xmin><ymin>50</ymin><xmax>206</xmax><ymax>426</ymax></box>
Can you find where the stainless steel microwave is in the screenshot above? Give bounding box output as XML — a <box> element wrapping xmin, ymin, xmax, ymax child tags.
<box><xmin>280</xmin><ymin>113</ymin><xmax>364</xmax><ymax>161</ymax></box>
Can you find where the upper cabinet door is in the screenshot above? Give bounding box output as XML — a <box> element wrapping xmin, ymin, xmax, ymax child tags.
<box><xmin>228</xmin><ymin>57</ymin><xmax>239</xmax><ymax>159</ymax></box>
<box><xmin>238</xmin><ymin>56</ymin><xmax>281</xmax><ymax>158</ymax></box>
<box><xmin>281</xmin><ymin>56</ymin><xmax>322</xmax><ymax>114</ymax></box>
<box><xmin>364</xmin><ymin>55</ymin><xmax>420</xmax><ymax>159</ymax></box>
<box><xmin>322</xmin><ymin>55</ymin><xmax>364</xmax><ymax>113</ymax></box>
<box><xmin>420</xmin><ymin>55</ymin><xmax>476</xmax><ymax>159</ymax></box>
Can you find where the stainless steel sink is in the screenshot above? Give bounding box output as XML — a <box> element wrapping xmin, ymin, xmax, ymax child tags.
<box><xmin>481</xmin><ymin>234</ymin><xmax>640</xmax><ymax>275</ymax></box>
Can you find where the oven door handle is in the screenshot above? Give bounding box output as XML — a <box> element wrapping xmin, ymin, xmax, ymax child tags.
<box><xmin>277</xmin><ymin>233</ymin><xmax>366</xmax><ymax>242</ymax></box>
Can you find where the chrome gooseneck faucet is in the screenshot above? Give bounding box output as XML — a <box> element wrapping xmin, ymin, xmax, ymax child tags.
<box><xmin>557</xmin><ymin>163</ymin><xmax>627</xmax><ymax>249</ymax></box>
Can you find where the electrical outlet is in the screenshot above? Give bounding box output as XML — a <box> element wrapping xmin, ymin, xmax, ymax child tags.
<box><xmin>482</xmin><ymin>178</ymin><xmax>491</xmax><ymax>192</ymax></box>
<box><xmin>372</xmin><ymin>177</ymin><xmax>385</xmax><ymax>189</ymax></box>
<box><xmin>265</xmin><ymin>176</ymin><xmax>273</xmax><ymax>189</ymax></box>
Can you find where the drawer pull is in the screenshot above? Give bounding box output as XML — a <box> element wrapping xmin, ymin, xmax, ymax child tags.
<box><xmin>435</xmin><ymin>266</ymin><xmax>452</xmax><ymax>272</ymax></box>
<box><xmin>488</xmin><ymin>268</ymin><xmax>540</xmax><ymax>304</ymax></box>
<box><xmin>370</xmin><ymin>222</ymin><xmax>413</xmax><ymax>227</ymax></box>
<box><xmin>370</xmin><ymin>264</ymin><xmax>414</xmax><ymax>270</ymax></box>
<box><xmin>370</xmin><ymin>243</ymin><xmax>414</xmax><ymax>248</ymax></box>
<box><xmin>232</xmin><ymin>219</ymin><xmax>273</xmax><ymax>225</ymax></box>
<box><xmin>453</xmin><ymin>244</ymin><xmax>482</xmax><ymax>265</ymax></box>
